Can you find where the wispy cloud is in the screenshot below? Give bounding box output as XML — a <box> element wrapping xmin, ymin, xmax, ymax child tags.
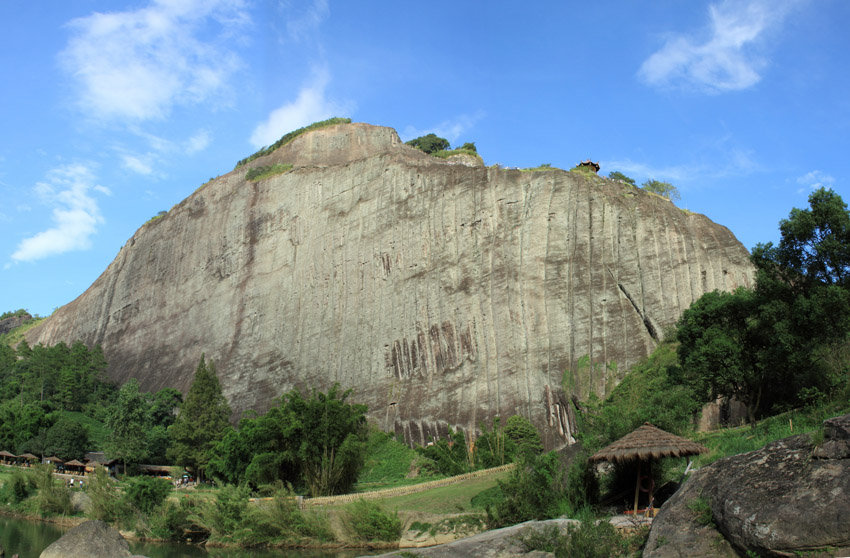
<box><xmin>11</xmin><ymin>164</ymin><xmax>108</xmax><ymax>263</ymax></box>
<box><xmin>603</xmin><ymin>159</ymin><xmax>696</xmax><ymax>183</ymax></box>
<box><xmin>639</xmin><ymin>0</ymin><xmax>803</xmax><ymax>93</ymax></box>
<box><xmin>185</xmin><ymin>129</ymin><xmax>212</xmax><ymax>154</ymax></box>
<box><xmin>282</xmin><ymin>0</ymin><xmax>329</xmax><ymax>42</ymax></box>
<box><xmin>60</xmin><ymin>0</ymin><xmax>249</xmax><ymax>122</ymax></box>
<box><xmin>796</xmin><ymin>170</ymin><xmax>835</xmax><ymax>193</ymax></box>
<box><xmin>401</xmin><ymin>112</ymin><xmax>486</xmax><ymax>144</ymax></box>
<box><xmin>249</xmin><ymin>68</ymin><xmax>354</xmax><ymax>149</ymax></box>
<box><xmin>120</xmin><ymin>153</ymin><xmax>154</xmax><ymax>175</ymax></box>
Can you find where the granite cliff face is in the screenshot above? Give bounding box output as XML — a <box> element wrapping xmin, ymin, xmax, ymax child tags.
<box><xmin>26</xmin><ymin>123</ymin><xmax>753</xmax><ymax>448</ymax></box>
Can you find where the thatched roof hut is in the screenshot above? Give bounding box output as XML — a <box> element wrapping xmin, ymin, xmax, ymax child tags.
<box><xmin>0</xmin><ymin>450</ymin><xmax>16</xmax><ymax>464</ymax></box>
<box><xmin>19</xmin><ymin>453</ymin><xmax>38</xmax><ymax>461</ymax></box>
<box><xmin>590</xmin><ymin>422</ymin><xmax>707</xmax><ymax>464</ymax></box>
<box><xmin>590</xmin><ymin>423</ymin><xmax>708</xmax><ymax>515</ymax></box>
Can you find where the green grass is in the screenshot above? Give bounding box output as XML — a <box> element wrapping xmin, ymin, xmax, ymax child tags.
<box><xmin>235</xmin><ymin>117</ymin><xmax>351</xmax><ymax>168</ymax></box>
<box><xmin>355</xmin><ymin>430</ymin><xmax>422</xmax><ymax>490</ymax></box>
<box><xmin>370</xmin><ymin>470</ymin><xmax>510</xmax><ymax>514</ymax></box>
<box><xmin>245</xmin><ymin>163</ymin><xmax>293</xmax><ymax>181</ymax></box>
<box><xmin>431</xmin><ymin>149</ymin><xmax>483</xmax><ymax>163</ymax></box>
<box><xmin>692</xmin><ymin>401</ymin><xmax>850</xmax><ymax>467</ymax></box>
<box><xmin>519</xmin><ymin>164</ymin><xmax>558</xmax><ymax>172</ymax></box>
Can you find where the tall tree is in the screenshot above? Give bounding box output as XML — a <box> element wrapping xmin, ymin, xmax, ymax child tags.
<box><xmin>405</xmin><ymin>133</ymin><xmax>450</xmax><ymax>154</ymax></box>
<box><xmin>168</xmin><ymin>355</ymin><xmax>231</xmax><ymax>482</ymax></box>
<box><xmin>106</xmin><ymin>379</ymin><xmax>150</xmax><ymax>473</ymax></box>
<box><xmin>608</xmin><ymin>171</ymin><xmax>636</xmax><ymax>186</ymax></box>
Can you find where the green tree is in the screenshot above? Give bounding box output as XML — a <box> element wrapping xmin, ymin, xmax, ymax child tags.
<box><xmin>168</xmin><ymin>355</ymin><xmax>232</xmax><ymax>482</ymax></box>
<box><xmin>608</xmin><ymin>171</ymin><xmax>636</xmax><ymax>186</ymax></box>
<box><xmin>405</xmin><ymin>133</ymin><xmax>450</xmax><ymax>154</ymax></box>
<box><xmin>106</xmin><ymin>379</ymin><xmax>150</xmax><ymax>473</ymax></box>
<box><xmin>44</xmin><ymin>417</ymin><xmax>90</xmax><ymax>461</ymax></box>
<box><xmin>458</xmin><ymin>142</ymin><xmax>477</xmax><ymax>153</ymax></box>
<box><xmin>641</xmin><ymin>179</ymin><xmax>680</xmax><ymax>202</ymax></box>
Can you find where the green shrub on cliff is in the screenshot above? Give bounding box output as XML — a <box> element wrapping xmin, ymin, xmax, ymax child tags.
<box><xmin>245</xmin><ymin>163</ymin><xmax>293</xmax><ymax>181</ymax></box>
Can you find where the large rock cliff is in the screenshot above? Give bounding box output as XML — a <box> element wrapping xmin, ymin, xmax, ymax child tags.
<box><xmin>26</xmin><ymin>123</ymin><xmax>753</xmax><ymax>448</ymax></box>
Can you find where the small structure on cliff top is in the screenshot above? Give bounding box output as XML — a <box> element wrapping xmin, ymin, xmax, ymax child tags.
<box><xmin>576</xmin><ymin>159</ymin><xmax>600</xmax><ymax>173</ymax></box>
<box><xmin>590</xmin><ymin>422</ymin><xmax>707</xmax><ymax>515</ymax></box>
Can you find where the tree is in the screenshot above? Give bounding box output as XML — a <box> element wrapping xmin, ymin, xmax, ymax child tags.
<box><xmin>458</xmin><ymin>142</ymin><xmax>477</xmax><ymax>153</ymax></box>
<box><xmin>44</xmin><ymin>417</ymin><xmax>90</xmax><ymax>461</ymax></box>
<box><xmin>168</xmin><ymin>355</ymin><xmax>232</xmax><ymax>482</ymax></box>
<box><xmin>641</xmin><ymin>179</ymin><xmax>680</xmax><ymax>202</ymax></box>
<box><xmin>608</xmin><ymin>171</ymin><xmax>636</xmax><ymax>186</ymax></box>
<box><xmin>405</xmin><ymin>133</ymin><xmax>450</xmax><ymax>154</ymax></box>
<box><xmin>106</xmin><ymin>379</ymin><xmax>150</xmax><ymax>473</ymax></box>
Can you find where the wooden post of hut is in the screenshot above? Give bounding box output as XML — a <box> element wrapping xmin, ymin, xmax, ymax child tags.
<box><xmin>590</xmin><ymin>422</ymin><xmax>708</xmax><ymax>516</ymax></box>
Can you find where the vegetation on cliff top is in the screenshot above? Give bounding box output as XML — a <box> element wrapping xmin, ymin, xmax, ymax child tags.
<box><xmin>406</xmin><ymin>133</ymin><xmax>484</xmax><ymax>164</ymax></box>
<box><xmin>234</xmin><ymin>117</ymin><xmax>352</xmax><ymax>169</ymax></box>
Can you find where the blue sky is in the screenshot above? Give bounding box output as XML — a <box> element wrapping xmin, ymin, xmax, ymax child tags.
<box><xmin>1</xmin><ymin>0</ymin><xmax>848</xmax><ymax>318</ymax></box>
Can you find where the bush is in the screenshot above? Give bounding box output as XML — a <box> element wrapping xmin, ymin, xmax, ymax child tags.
<box><xmin>342</xmin><ymin>499</ymin><xmax>402</xmax><ymax>542</ymax></box>
<box><xmin>245</xmin><ymin>484</ymin><xmax>334</xmax><ymax>545</ymax></box>
<box><xmin>86</xmin><ymin>467</ymin><xmax>132</xmax><ymax>524</ymax></box>
<box><xmin>517</xmin><ymin>511</ymin><xmax>643</xmax><ymax>558</ymax></box>
<box><xmin>124</xmin><ymin>476</ymin><xmax>172</xmax><ymax>513</ymax></box>
<box><xmin>146</xmin><ymin>500</ymin><xmax>190</xmax><ymax>541</ymax></box>
<box><xmin>245</xmin><ymin>163</ymin><xmax>293</xmax><ymax>181</ymax></box>
<box><xmin>32</xmin><ymin>464</ymin><xmax>72</xmax><ymax>517</ymax></box>
<box><xmin>487</xmin><ymin>452</ymin><xmax>571</xmax><ymax>528</ymax></box>
<box><xmin>405</xmin><ymin>133</ymin><xmax>450</xmax><ymax>154</ymax></box>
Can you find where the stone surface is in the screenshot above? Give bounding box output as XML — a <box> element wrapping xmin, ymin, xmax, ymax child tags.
<box><xmin>0</xmin><ymin>313</ymin><xmax>31</xmax><ymax>335</ymax></box>
<box><xmin>644</xmin><ymin>413</ymin><xmax>850</xmax><ymax>557</ymax></box>
<box><xmin>39</xmin><ymin>520</ymin><xmax>148</xmax><ymax>558</ymax></box>
<box><xmin>365</xmin><ymin>519</ymin><xmax>579</xmax><ymax>558</ymax></box>
<box><xmin>70</xmin><ymin>491</ymin><xmax>92</xmax><ymax>514</ymax></box>
<box><xmin>26</xmin><ymin>123</ymin><xmax>753</xmax><ymax>448</ymax></box>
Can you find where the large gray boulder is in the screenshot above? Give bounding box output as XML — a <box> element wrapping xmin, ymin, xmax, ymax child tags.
<box><xmin>364</xmin><ymin>519</ymin><xmax>578</xmax><ymax>558</ymax></box>
<box><xmin>644</xmin><ymin>413</ymin><xmax>850</xmax><ymax>557</ymax></box>
<box><xmin>39</xmin><ymin>520</ymin><xmax>148</xmax><ymax>558</ymax></box>
<box><xmin>26</xmin><ymin>122</ymin><xmax>753</xmax><ymax>449</ymax></box>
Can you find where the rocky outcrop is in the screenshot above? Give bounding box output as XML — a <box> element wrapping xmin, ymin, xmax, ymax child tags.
<box><xmin>26</xmin><ymin>123</ymin><xmax>754</xmax><ymax>448</ymax></box>
<box><xmin>0</xmin><ymin>313</ymin><xmax>31</xmax><ymax>335</ymax></box>
<box><xmin>365</xmin><ymin>519</ymin><xmax>579</xmax><ymax>558</ymax></box>
<box><xmin>39</xmin><ymin>520</ymin><xmax>148</xmax><ymax>558</ymax></box>
<box><xmin>644</xmin><ymin>413</ymin><xmax>850</xmax><ymax>557</ymax></box>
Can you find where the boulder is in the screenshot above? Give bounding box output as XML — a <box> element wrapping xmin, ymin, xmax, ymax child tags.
<box><xmin>644</xmin><ymin>414</ymin><xmax>850</xmax><ymax>557</ymax></box>
<box><xmin>39</xmin><ymin>520</ymin><xmax>148</xmax><ymax>558</ymax></box>
<box><xmin>70</xmin><ymin>491</ymin><xmax>92</xmax><ymax>514</ymax></box>
<box><xmin>364</xmin><ymin>519</ymin><xmax>578</xmax><ymax>558</ymax></box>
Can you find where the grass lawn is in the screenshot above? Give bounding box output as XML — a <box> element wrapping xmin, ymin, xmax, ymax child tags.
<box><xmin>364</xmin><ymin>469</ymin><xmax>510</xmax><ymax>514</ymax></box>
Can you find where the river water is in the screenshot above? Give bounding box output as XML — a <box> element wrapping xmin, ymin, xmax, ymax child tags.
<box><xmin>0</xmin><ymin>516</ymin><xmax>376</xmax><ymax>558</ymax></box>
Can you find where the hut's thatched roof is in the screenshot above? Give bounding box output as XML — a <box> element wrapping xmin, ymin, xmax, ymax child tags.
<box><xmin>44</xmin><ymin>456</ymin><xmax>64</xmax><ymax>463</ymax></box>
<box><xmin>0</xmin><ymin>450</ymin><xmax>16</xmax><ymax>458</ymax></box>
<box><xmin>19</xmin><ymin>453</ymin><xmax>38</xmax><ymax>460</ymax></box>
<box><xmin>590</xmin><ymin>422</ymin><xmax>708</xmax><ymax>464</ymax></box>
<box><xmin>64</xmin><ymin>459</ymin><xmax>86</xmax><ymax>467</ymax></box>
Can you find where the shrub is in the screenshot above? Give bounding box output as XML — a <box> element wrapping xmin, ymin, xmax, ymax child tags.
<box><xmin>246</xmin><ymin>484</ymin><xmax>334</xmax><ymax>545</ymax></box>
<box><xmin>405</xmin><ymin>133</ymin><xmax>450</xmax><ymax>154</ymax></box>
<box><xmin>342</xmin><ymin>499</ymin><xmax>402</xmax><ymax>542</ymax></box>
<box><xmin>32</xmin><ymin>464</ymin><xmax>72</xmax><ymax>517</ymax></box>
<box><xmin>86</xmin><ymin>467</ymin><xmax>132</xmax><ymax>524</ymax></box>
<box><xmin>516</xmin><ymin>511</ymin><xmax>640</xmax><ymax>558</ymax></box>
<box><xmin>245</xmin><ymin>163</ymin><xmax>293</xmax><ymax>181</ymax></box>
<box><xmin>124</xmin><ymin>476</ymin><xmax>172</xmax><ymax>513</ymax></box>
<box><xmin>146</xmin><ymin>499</ymin><xmax>190</xmax><ymax>541</ymax></box>
<box><xmin>487</xmin><ymin>452</ymin><xmax>571</xmax><ymax>528</ymax></box>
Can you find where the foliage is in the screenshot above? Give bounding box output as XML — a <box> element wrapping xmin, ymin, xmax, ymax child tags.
<box><xmin>186</xmin><ymin>484</ymin><xmax>252</xmax><ymax>543</ymax></box>
<box><xmin>504</xmin><ymin>415</ymin><xmax>544</xmax><ymax>459</ymax></box>
<box><xmin>431</xmin><ymin>148</ymin><xmax>483</xmax><ymax>162</ymax></box>
<box><xmin>520</xmin><ymin>163</ymin><xmax>556</xmax><ymax>172</ymax></box>
<box><xmin>106</xmin><ymin>379</ymin><xmax>150</xmax><ymax>472</ymax></box>
<box><xmin>342</xmin><ymin>499</ymin><xmax>402</xmax><ymax>542</ymax></box>
<box><xmin>608</xmin><ymin>171</ymin><xmax>636</xmax><ymax>186</ymax></box>
<box><xmin>516</xmin><ymin>511</ymin><xmax>643</xmax><ymax>558</ymax></box>
<box><xmin>124</xmin><ymin>475</ymin><xmax>172</xmax><ymax>513</ymax></box>
<box><xmin>486</xmin><ymin>452</ymin><xmax>570</xmax><ymax>528</ymax></box>
<box><xmin>688</xmin><ymin>495</ymin><xmax>715</xmax><ymax>526</ymax></box>
<box><xmin>417</xmin><ymin>428</ymin><xmax>471</xmax><ymax>476</ymax></box>
<box><xmin>357</xmin><ymin>428</ymin><xmax>420</xmax><ymax>487</ymax></box>
<box><xmin>473</xmin><ymin>415</ymin><xmax>542</xmax><ymax>468</ymax></box>
<box><xmin>679</xmin><ymin>188</ymin><xmax>850</xmax><ymax>419</ymax></box>
<box><xmin>0</xmin><ymin>470</ymin><xmax>32</xmax><ymax>503</ymax></box>
<box><xmin>86</xmin><ymin>467</ymin><xmax>132</xmax><ymax>524</ymax></box>
<box><xmin>458</xmin><ymin>142</ymin><xmax>477</xmax><ymax>153</ymax></box>
<box><xmin>405</xmin><ymin>133</ymin><xmax>450</xmax><ymax>154</ymax></box>
<box><xmin>245</xmin><ymin>163</ymin><xmax>293</xmax><ymax>181</ymax></box>
<box><xmin>641</xmin><ymin>179</ymin><xmax>680</xmax><ymax>202</ymax></box>
<box><xmin>168</xmin><ymin>355</ymin><xmax>232</xmax><ymax>482</ymax></box>
<box><xmin>0</xmin><ymin>309</ymin><xmax>30</xmax><ymax>320</ymax></box>
<box><xmin>44</xmin><ymin>416</ymin><xmax>90</xmax><ymax>461</ymax></box>
<box><xmin>208</xmin><ymin>383</ymin><xmax>367</xmax><ymax>496</ymax></box>
<box><xmin>31</xmin><ymin>464</ymin><xmax>72</xmax><ymax>516</ymax></box>
<box><xmin>235</xmin><ymin>117</ymin><xmax>351</xmax><ymax>168</ymax></box>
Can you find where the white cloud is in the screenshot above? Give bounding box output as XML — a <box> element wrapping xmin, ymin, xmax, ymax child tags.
<box><xmin>60</xmin><ymin>0</ymin><xmax>248</xmax><ymax>121</ymax></box>
<box><xmin>121</xmin><ymin>153</ymin><xmax>154</xmax><ymax>175</ymax></box>
<box><xmin>11</xmin><ymin>164</ymin><xmax>107</xmax><ymax>263</ymax></box>
<box><xmin>249</xmin><ymin>69</ymin><xmax>354</xmax><ymax>149</ymax></box>
<box><xmin>402</xmin><ymin>112</ymin><xmax>486</xmax><ymax>144</ymax></box>
<box><xmin>639</xmin><ymin>0</ymin><xmax>803</xmax><ymax>92</ymax></box>
<box><xmin>185</xmin><ymin>129</ymin><xmax>212</xmax><ymax>154</ymax></box>
<box><xmin>796</xmin><ymin>170</ymin><xmax>835</xmax><ymax>193</ymax></box>
<box><xmin>282</xmin><ymin>0</ymin><xmax>329</xmax><ymax>42</ymax></box>
<box><xmin>603</xmin><ymin>159</ymin><xmax>695</xmax><ymax>183</ymax></box>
